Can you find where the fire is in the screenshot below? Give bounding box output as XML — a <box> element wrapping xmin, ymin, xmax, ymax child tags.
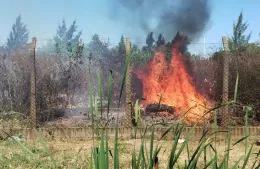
<box><xmin>136</xmin><ymin>37</ymin><xmax>213</xmax><ymax>125</ymax></box>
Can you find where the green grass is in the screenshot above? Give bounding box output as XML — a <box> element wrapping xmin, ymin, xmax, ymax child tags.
<box><xmin>1</xmin><ymin>51</ymin><xmax>260</xmax><ymax>169</ymax></box>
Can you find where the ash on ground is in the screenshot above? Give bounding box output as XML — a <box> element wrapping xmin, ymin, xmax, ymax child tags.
<box><xmin>44</xmin><ymin>108</ymin><xmax>177</xmax><ymax>128</ymax></box>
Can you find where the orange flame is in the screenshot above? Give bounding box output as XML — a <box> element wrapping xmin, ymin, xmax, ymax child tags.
<box><xmin>136</xmin><ymin>38</ymin><xmax>213</xmax><ymax>125</ymax></box>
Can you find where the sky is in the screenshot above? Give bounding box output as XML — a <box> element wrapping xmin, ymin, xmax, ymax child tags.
<box><xmin>0</xmin><ymin>0</ymin><xmax>259</xmax><ymax>54</ymax></box>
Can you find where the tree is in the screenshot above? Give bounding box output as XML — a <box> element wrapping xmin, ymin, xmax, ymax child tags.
<box><xmin>88</xmin><ymin>34</ymin><xmax>111</xmax><ymax>95</ymax></box>
<box><xmin>228</xmin><ymin>10</ymin><xmax>251</xmax><ymax>53</ymax></box>
<box><xmin>156</xmin><ymin>34</ymin><xmax>165</xmax><ymax>48</ymax></box>
<box><xmin>7</xmin><ymin>15</ymin><xmax>29</xmax><ymax>48</ymax></box>
<box><xmin>244</xmin><ymin>42</ymin><xmax>260</xmax><ymax>54</ymax></box>
<box><xmin>108</xmin><ymin>35</ymin><xmax>127</xmax><ymax>100</ymax></box>
<box><xmin>118</xmin><ymin>34</ymin><xmax>126</xmax><ymax>57</ymax></box>
<box><xmin>109</xmin><ymin>35</ymin><xmax>126</xmax><ymax>74</ymax></box>
<box><xmin>146</xmin><ymin>32</ymin><xmax>155</xmax><ymax>49</ymax></box>
<box><xmin>88</xmin><ymin>34</ymin><xmax>110</xmax><ymax>59</ymax></box>
<box><xmin>171</xmin><ymin>31</ymin><xmax>190</xmax><ymax>54</ymax></box>
<box><xmin>54</xmin><ymin>20</ymin><xmax>82</xmax><ymax>56</ymax></box>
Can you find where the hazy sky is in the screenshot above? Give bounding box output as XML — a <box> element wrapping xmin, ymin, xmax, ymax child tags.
<box><xmin>0</xmin><ymin>0</ymin><xmax>259</xmax><ymax>54</ymax></box>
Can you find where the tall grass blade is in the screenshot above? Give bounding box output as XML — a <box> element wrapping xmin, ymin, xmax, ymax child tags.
<box><xmin>209</xmin><ymin>145</ymin><xmax>217</xmax><ymax>169</ymax></box>
<box><xmin>174</xmin><ymin>125</ymin><xmax>194</xmax><ymax>166</ymax></box>
<box><xmin>107</xmin><ymin>70</ymin><xmax>113</xmax><ymax>119</ymax></box>
<box><xmin>189</xmin><ymin>141</ymin><xmax>212</xmax><ymax>169</ymax></box>
<box><xmin>187</xmin><ymin>141</ymin><xmax>203</xmax><ymax>167</ymax></box>
<box><xmin>203</xmin><ymin>158</ymin><xmax>215</xmax><ymax>169</ymax></box>
<box><xmin>242</xmin><ymin>144</ymin><xmax>254</xmax><ymax>169</ymax></box>
<box><xmin>219</xmin><ymin>153</ymin><xmax>228</xmax><ymax>168</ymax></box>
<box><xmin>89</xmin><ymin>68</ymin><xmax>94</xmax><ymax>143</ymax></box>
<box><xmin>93</xmin><ymin>147</ymin><xmax>99</xmax><ymax>169</ymax></box>
<box><xmin>134</xmin><ymin>99</ymin><xmax>140</xmax><ymax>126</ymax></box>
<box><xmin>202</xmin><ymin>101</ymin><xmax>235</xmax><ymax>118</ymax></box>
<box><xmin>160</xmin><ymin>125</ymin><xmax>174</xmax><ymax>140</ymax></box>
<box><xmin>152</xmin><ymin>146</ymin><xmax>161</xmax><ymax>169</ymax></box>
<box><xmin>230</xmin><ymin>156</ymin><xmax>243</xmax><ymax>169</ymax></box>
<box><xmin>90</xmin><ymin>149</ymin><xmax>93</xmax><ymax>169</ymax></box>
<box><xmin>244</xmin><ymin>105</ymin><xmax>252</xmax><ymax>155</ymax></box>
<box><xmin>199</xmin><ymin>127</ymin><xmax>210</xmax><ymax>143</ymax></box>
<box><xmin>167</xmin><ymin>127</ymin><xmax>181</xmax><ymax>168</ymax></box>
<box><xmin>34</xmin><ymin>129</ymin><xmax>57</xmax><ymax>168</ymax></box>
<box><xmin>132</xmin><ymin>150</ymin><xmax>137</xmax><ymax>169</ymax></box>
<box><xmin>99</xmin><ymin>131</ymin><xmax>106</xmax><ymax>169</ymax></box>
<box><xmin>88</xmin><ymin>54</ymin><xmax>95</xmax><ymax>143</ymax></box>
<box><xmin>233</xmin><ymin>135</ymin><xmax>249</xmax><ymax>146</ymax></box>
<box><xmin>105</xmin><ymin>129</ymin><xmax>109</xmax><ymax>169</ymax></box>
<box><xmin>186</xmin><ymin>144</ymin><xmax>190</xmax><ymax>162</ymax></box>
<box><xmin>114</xmin><ymin>118</ymin><xmax>119</xmax><ymax>169</ymax></box>
<box><xmin>251</xmin><ymin>150</ymin><xmax>260</xmax><ymax>169</ymax></box>
<box><xmin>98</xmin><ymin>71</ymin><xmax>103</xmax><ymax>119</ymax></box>
<box><xmin>233</xmin><ymin>72</ymin><xmax>239</xmax><ymax>101</ymax></box>
<box><xmin>160</xmin><ymin>121</ymin><xmax>181</xmax><ymax>140</ymax></box>
<box><xmin>136</xmin><ymin>140</ymin><xmax>145</xmax><ymax>168</ymax></box>
<box><xmin>225</xmin><ymin>129</ymin><xmax>231</xmax><ymax>169</ymax></box>
<box><xmin>118</xmin><ymin>52</ymin><xmax>131</xmax><ymax>107</ymax></box>
<box><xmin>95</xmin><ymin>101</ymin><xmax>99</xmax><ymax>126</ymax></box>
<box><xmin>4</xmin><ymin>131</ymin><xmax>38</xmax><ymax>159</ymax></box>
<box><xmin>149</xmin><ymin>125</ymin><xmax>155</xmax><ymax>169</ymax></box>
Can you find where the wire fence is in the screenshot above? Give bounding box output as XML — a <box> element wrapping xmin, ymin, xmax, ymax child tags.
<box><xmin>0</xmin><ymin>38</ymin><xmax>259</xmax><ymax>128</ymax></box>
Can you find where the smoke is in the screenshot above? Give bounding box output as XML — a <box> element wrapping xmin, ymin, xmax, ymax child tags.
<box><xmin>108</xmin><ymin>0</ymin><xmax>211</xmax><ymax>41</ymax></box>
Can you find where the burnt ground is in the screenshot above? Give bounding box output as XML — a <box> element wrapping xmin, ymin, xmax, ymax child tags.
<box><xmin>42</xmin><ymin>106</ymin><xmax>260</xmax><ymax>128</ymax></box>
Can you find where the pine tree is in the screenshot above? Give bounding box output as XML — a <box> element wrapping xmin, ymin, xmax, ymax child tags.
<box><xmin>118</xmin><ymin>34</ymin><xmax>126</xmax><ymax>56</ymax></box>
<box><xmin>171</xmin><ymin>31</ymin><xmax>190</xmax><ymax>54</ymax></box>
<box><xmin>88</xmin><ymin>34</ymin><xmax>109</xmax><ymax>59</ymax></box>
<box><xmin>54</xmin><ymin>20</ymin><xmax>82</xmax><ymax>56</ymax></box>
<box><xmin>156</xmin><ymin>34</ymin><xmax>165</xmax><ymax>47</ymax></box>
<box><xmin>7</xmin><ymin>15</ymin><xmax>29</xmax><ymax>48</ymax></box>
<box><xmin>228</xmin><ymin>10</ymin><xmax>251</xmax><ymax>53</ymax></box>
<box><xmin>146</xmin><ymin>32</ymin><xmax>155</xmax><ymax>48</ymax></box>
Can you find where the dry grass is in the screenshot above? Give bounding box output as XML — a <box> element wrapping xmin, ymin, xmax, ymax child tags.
<box><xmin>0</xmin><ymin>138</ymin><xmax>259</xmax><ymax>169</ymax></box>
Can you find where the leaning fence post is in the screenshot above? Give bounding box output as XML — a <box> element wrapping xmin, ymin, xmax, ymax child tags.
<box><xmin>125</xmin><ymin>37</ymin><xmax>132</xmax><ymax>128</ymax></box>
<box><xmin>221</xmin><ymin>36</ymin><xmax>229</xmax><ymax>128</ymax></box>
<box><xmin>30</xmin><ymin>37</ymin><xmax>37</xmax><ymax>130</ymax></box>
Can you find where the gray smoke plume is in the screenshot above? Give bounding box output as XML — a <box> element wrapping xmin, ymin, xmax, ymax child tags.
<box><xmin>108</xmin><ymin>0</ymin><xmax>211</xmax><ymax>41</ymax></box>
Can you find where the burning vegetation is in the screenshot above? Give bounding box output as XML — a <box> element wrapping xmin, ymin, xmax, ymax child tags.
<box><xmin>135</xmin><ymin>34</ymin><xmax>214</xmax><ymax>125</ymax></box>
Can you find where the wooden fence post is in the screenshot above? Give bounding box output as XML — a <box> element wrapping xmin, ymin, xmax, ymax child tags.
<box><xmin>125</xmin><ymin>37</ymin><xmax>132</xmax><ymax>128</ymax></box>
<box><xmin>30</xmin><ymin>37</ymin><xmax>37</xmax><ymax>129</ymax></box>
<box><xmin>221</xmin><ymin>36</ymin><xmax>229</xmax><ymax>128</ymax></box>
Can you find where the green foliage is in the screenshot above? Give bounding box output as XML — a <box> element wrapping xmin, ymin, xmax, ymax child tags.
<box><xmin>109</xmin><ymin>35</ymin><xmax>126</xmax><ymax>76</ymax></box>
<box><xmin>145</xmin><ymin>32</ymin><xmax>155</xmax><ymax>49</ymax></box>
<box><xmin>7</xmin><ymin>15</ymin><xmax>29</xmax><ymax>49</ymax></box>
<box><xmin>88</xmin><ymin>34</ymin><xmax>110</xmax><ymax>60</ymax></box>
<box><xmin>228</xmin><ymin>10</ymin><xmax>251</xmax><ymax>53</ymax></box>
<box><xmin>244</xmin><ymin>42</ymin><xmax>260</xmax><ymax>54</ymax></box>
<box><xmin>118</xmin><ymin>34</ymin><xmax>126</xmax><ymax>56</ymax></box>
<box><xmin>131</xmin><ymin>49</ymin><xmax>154</xmax><ymax>69</ymax></box>
<box><xmin>67</xmin><ymin>40</ymin><xmax>84</xmax><ymax>64</ymax></box>
<box><xmin>54</xmin><ymin>20</ymin><xmax>83</xmax><ymax>58</ymax></box>
<box><xmin>163</xmin><ymin>42</ymin><xmax>172</xmax><ymax>65</ymax></box>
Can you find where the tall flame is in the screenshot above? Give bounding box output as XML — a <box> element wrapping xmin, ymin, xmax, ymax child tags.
<box><xmin>136</xmin><ymin>38</ymin><xmax>213</xmax><ymax>125</ymax></box>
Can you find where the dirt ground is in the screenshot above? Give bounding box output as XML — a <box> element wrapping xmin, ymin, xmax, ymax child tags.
<box><xmin>0</xmin><ymin>138</ymin><xmax>259</xmax><ymax>169</ymax></box>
